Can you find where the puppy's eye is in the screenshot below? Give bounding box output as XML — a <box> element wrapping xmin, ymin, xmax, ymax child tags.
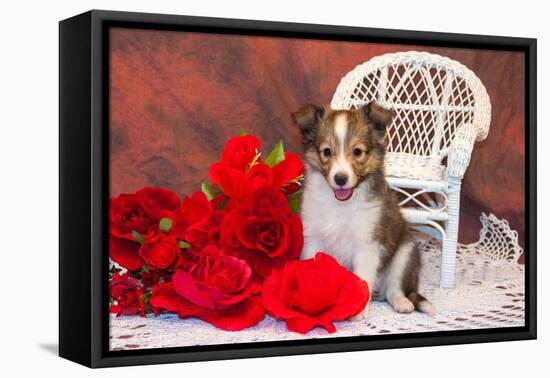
<box><xmin>353</xmin><ymin>148</ymin><xmax>363</xmax><ymax>157</ymax></box>
<box><xmin>322</xmin><ymin>148</ymin><xmax>332</xmax><ymax>157</ymax></box>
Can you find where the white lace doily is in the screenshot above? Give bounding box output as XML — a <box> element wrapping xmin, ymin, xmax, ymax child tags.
<box><xmin>110</xmin><ymin>213</ymin><xmax>524</xmax><ymax>351</ymax></box>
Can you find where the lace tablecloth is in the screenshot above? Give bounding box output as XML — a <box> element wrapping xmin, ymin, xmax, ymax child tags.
<box><xmin>110</xmin><ymin>213</ymin><xmax>525</xmax><ymax>351</ymax></box>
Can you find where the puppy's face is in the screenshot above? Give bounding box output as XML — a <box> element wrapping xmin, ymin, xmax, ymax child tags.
<box><xmin>292</xmin><ymin>102</ymin><xmax>394</xmax><ymax>201</ymax></box>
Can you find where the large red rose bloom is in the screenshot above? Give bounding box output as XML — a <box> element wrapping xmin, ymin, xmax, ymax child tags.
<box><xmin>150</xmin><ymin>246</ymin><xmax>265</xmax><ymax>331</ymax></box>
<box><xmin>173</xmin><ymin>246</ymin><xmax>260</xmax><ymax>310</ymax></box>
<box><xmin>220</xmin><ymin>185</ymin><xmax>303</xmax><ymax>279</ymax></box>
<box><xmin>262</xmin><ymin>253</ymin><xmax>370</xmax><ymax>334</ymax></box>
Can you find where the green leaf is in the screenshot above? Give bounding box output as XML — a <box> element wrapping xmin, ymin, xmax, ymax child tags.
<box><xmin>178</xmin><ymin>240</ymin><xmax>191</xmax><ymax>249</ymax></box>
<box><xmin>140</xmin><ymin>292</ymin><xmax>152</xmax><ymax>314</ymax></box>
<box><xmin>159</xmin><ymin>217</ymin><xmax>173</xmax><ymax>233</ymax></box>
<box><xmin>288</xmin><ymin>195</ymin><xmax>301</xmax><ymax>214</ymax></box>
<box><xmin>265</xmin><ymin>140</ymin><xmax>285</xmax><ymax>168</ymax></box>
<box><xmin>142</xmin><ymin>263</ymin><xmax>150</xmax><ymax>274</ymax></box>
<box><xmin>201</xmin><ymin>182</ymin><xmax>215</xmax><ymax>201</ymax></box>
<box><xmin>131</xmin><ymin>230</ymin><xmax>146</xmax><ymax>245</ymax></box>
<box><xmin>239</xmin><ymin>128</ymin><xmax>247</xmax><ymax>136</ymax></box>
<box><xmin>140</xmin><ymin>291</ymin><xmax>152</xmax><ymax>301</ymax></box>
<box><xmin>216</xmin><ymin>197</ymin><xmax>229</xmax><ymax>210</ymax></box>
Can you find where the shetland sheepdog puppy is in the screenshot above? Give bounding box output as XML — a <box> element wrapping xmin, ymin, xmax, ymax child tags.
<box><xmin>292</xmin><ymin>102</ymin><xmax>434</xmax><ymax>319</ymax></box>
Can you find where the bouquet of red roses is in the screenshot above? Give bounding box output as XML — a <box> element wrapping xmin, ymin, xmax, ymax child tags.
<box><xmin>109</xmin><ymin>134</ymin><xmax>369</xmax><ymax>333</ymax></box>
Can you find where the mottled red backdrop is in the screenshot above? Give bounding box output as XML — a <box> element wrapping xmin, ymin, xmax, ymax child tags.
<box><xmin>109</xmin><ymin>28</ymin><xmax>526</xmax><ymax>257</ymax></box>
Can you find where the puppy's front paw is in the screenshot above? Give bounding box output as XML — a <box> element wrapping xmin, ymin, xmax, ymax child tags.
<box><xmin>392</xmin><ymin>296</ymin><xmax>414</xmax><ymax>313</ymax></box>
<box><xmin>351</xmin><ymin>305</ymin><xmax>369</xmax><ymax>321</ymax></box>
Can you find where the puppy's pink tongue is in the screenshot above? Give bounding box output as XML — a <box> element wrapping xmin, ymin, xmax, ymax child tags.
<box><xmin>334</xmin><ymin>188</ymin><xmax>353</xmax><ymax>201</ymax></box>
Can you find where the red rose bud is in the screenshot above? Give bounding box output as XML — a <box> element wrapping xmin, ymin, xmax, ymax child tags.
<box><xmin>262</xmin><ymin>253</ymin><xmax>370</xmax><ymax>334</ymax></box>
<box><xmin>221</xmin><ymin>135</ymin><xmax>261</xmax><ymax>171</ymax></box>
<box><xmin>110</xmin><ymin>273</ymin><xmax>143</xmax><ymax>316</ymax></box>
<box><xmin>138</xmin><ymin>234</ymin><xmax>179</xmax><ymax>271</ymax></box>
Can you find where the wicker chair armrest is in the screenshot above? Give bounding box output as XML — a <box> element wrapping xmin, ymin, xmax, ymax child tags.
<box><xmin>447</xmin><ymin>123</ymin><xmax>480</xmax><ymax>179</ymax></box>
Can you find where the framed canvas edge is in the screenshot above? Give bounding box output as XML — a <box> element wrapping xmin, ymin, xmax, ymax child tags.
<box><xmin>59</xmin><ymin>9</ymin><xmax>537</xmax><ymax>369</ymax></box>
<box><xmin>59</xmin><ymin>11</ymin><xmax>93</xmax><ymax>367</ymax></box>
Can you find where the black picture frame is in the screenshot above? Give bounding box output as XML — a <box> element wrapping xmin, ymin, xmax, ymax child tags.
<box><xmin>59</xmin><ymin>9</ymin><xmax>537</xmax><ymax>368</ymax></box>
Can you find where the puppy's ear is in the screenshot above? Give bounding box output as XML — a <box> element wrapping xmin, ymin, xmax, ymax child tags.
<box><xmin>360</xmin><ymin>101</ymin><xmax>395</xmax><ymax>141</ymax></box>
<box><xmin>292</xmin><ymin>104</ymin><xmax>325</xmax><ymax>147</ymax></box>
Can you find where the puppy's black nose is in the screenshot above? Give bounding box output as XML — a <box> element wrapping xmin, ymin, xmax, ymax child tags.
<box><xmin>334</xmin><ymin>173</ymin><xmax>348</xmax><ymax>186</ymax></box>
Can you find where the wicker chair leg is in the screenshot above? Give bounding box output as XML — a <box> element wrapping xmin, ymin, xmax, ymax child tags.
<box><xmin>441</xmin><ymin>178</ymin><xmax>462</xmax><ymax>288</ymax></box>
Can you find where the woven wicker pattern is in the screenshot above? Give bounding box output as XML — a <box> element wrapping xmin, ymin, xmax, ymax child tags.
<box><xmin>331</xmin><ymin>52</ymin><xmax>492</xmax><ymax>288</ymax></box>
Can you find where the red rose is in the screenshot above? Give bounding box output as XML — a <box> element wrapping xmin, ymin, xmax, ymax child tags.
<box><xmin>110</xmin><ymin>188</ymin><xmax>180</xmax><ymax>240</ymax></box>
<box><xmin>140</xmin><ymin>269</ymin><xmax>172</xmax><ymax>288</ymax></box>
<box><xmin>262</xmin><ymin>253</ymin><xmax>370</xmax><ymax>334</ymax></box>
<box><xmin>150</xmin><ymin>283</ymin><xmax>265</xmax><ymax>331</ymax></box>
<box><xmin>109</xmin><ymin>188</ymin><xmax>181</xmax><ymax>270</ymax></box>
<box><xmin>150</xmin><ymin>246</ymin><xmax>264</xmax><ymax>331</ymax></box>
<box><xmin>221</xmin><ymin>135</ymin><xmax>261</xmax><ymax>171</ymax></box>
<box><xmin>245</xmin><ymin>162</ymin><xmax>273</xmax><ymax>194</ymax></box>
<box><xmin>138</xmin><ymin>233</ymin><xmax>179</xmax><ymax>271</ymax></box>
<box><xmin>169</xmin><ymin>191</ymin><xmax>210</xmax><ymax>241</ymax></box>
<box><xmin>171</xmin><ymin>191</ymin><xmax>224</xmax><ymax>252</ymax></box>
<box><xmin>209</xmin><ymin>162</ymin><xmax>274</xmax><ymax>207</ymax></box>
<box><xmin>110</xmin><ymin>194</ymin><xmax>155</xmax><ymax>241</ymax></box>
<box><xmin>221</xmin><ymin>185</ymin><xmax>303</xmax><ymax>279</ymax></box>
<box><xmin>209</xmin><ymin>162</ymin><xmax>275</xmax><ymax>208</ymax></box>
<box><xmin>209</xmin><ymin>144</ymin><xmax>304</xmax><ymax>205</ymax></box>
<box><xmin>174</xmin><ymin>246</ymin><xmax>260</xmax><ymax>309</ymax></box>
<box><xmin>272</xmin><ymin>152</ymin><xmax>304</xmax><ymax>193</ymax></box>
<box><xmin>180</xmin><ymin>191</ymin><xmax>212</xmax><ymax>225</ymax></box>
<box><xmin>208</xmin><ymin>162</ymin><xmax>247</xmax><ymax>200</ymax></box>
<box><xmin>110</xmin><ymin>273</ymin><xmax>144</xmax><ymax>316</ymax></box>
<box><xmin>183</xmin><ymin>210</ymin><xmax>224</xmax><ymax>252</ymax></box>
<box><xmin>136</xmin><ymin>187</ymin><xmax>180</xmax><ymax>222</ymax></box>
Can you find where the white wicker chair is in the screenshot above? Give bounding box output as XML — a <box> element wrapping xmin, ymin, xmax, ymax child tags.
<box><xmin>331</xmin><ymin>51</ymin><xmax>491</xmax><ymax>288</ymax></box>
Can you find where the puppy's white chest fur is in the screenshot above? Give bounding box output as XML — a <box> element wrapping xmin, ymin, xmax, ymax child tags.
<box><xmin>300</xmin><ymin>169</ymin><xmax>381</xmax><ymax>270</ymax></box>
